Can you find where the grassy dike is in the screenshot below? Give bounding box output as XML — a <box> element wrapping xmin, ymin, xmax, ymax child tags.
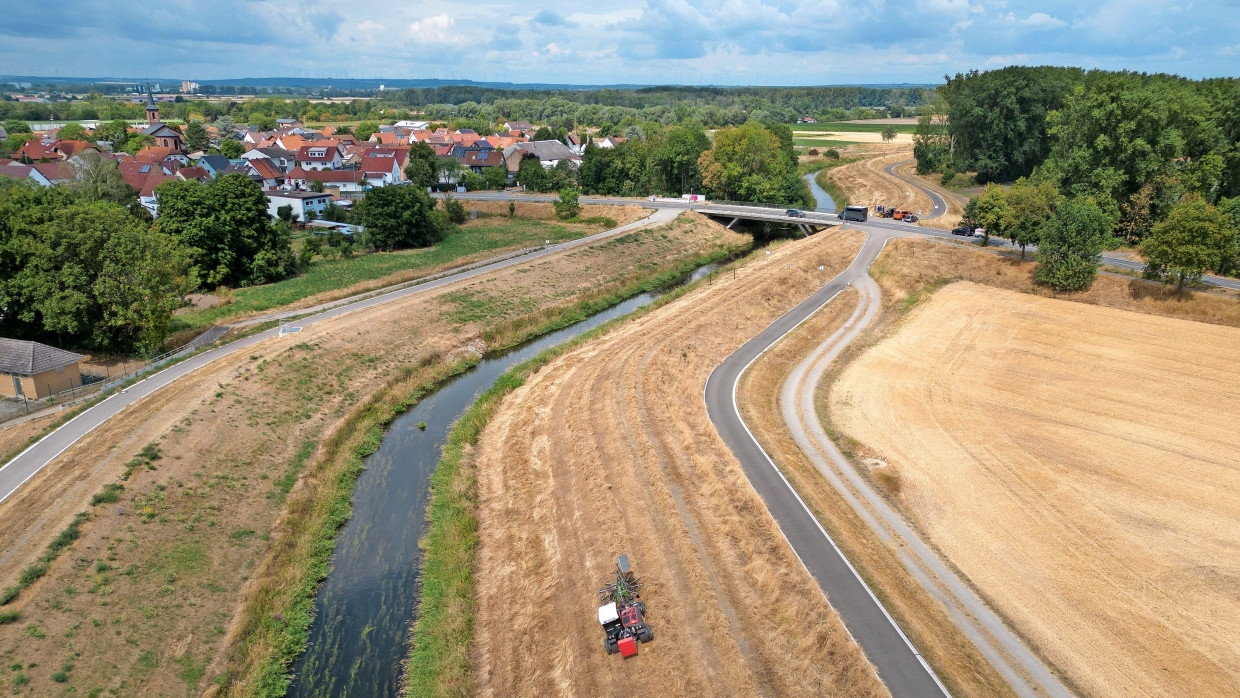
<box><xmin>218</xmin><ymin>234</ymin><xmax>749</xmax><ymax>697</ymax></box>
<box><xmin>401</xmin><ymin>246</ymin><xmax>767</xmax><ymax>697</ymax></box>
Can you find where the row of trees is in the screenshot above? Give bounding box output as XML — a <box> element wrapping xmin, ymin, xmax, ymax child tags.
<box><xmin>0</xmin><ymin>83</ymin><xmax>931</xmax><ymax>131</ymax></box>
<box><xmin>967</xmin><ymin>181</ymin><xmax>1240</xmax><ymax>292</ymax></box>
<box><xmin>924</xmin><ymin>66</ymin><xmax>1240</xmax><ymax>290</ymax></box>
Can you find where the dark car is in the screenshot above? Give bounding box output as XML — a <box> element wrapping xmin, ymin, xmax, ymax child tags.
<box><xmin>903</xmin><ymin>213</ymin><xmax>919</xmax><ymax>223</ymax></box>
<box><xmin>951</xmin><ymin>226</ymin><xmax>971</xmax><ymax>236</ymax></box>
<box><xmin>785</xmin><ymin>208</ymin><xmax>806</xmax><ymax>218</ymax></box>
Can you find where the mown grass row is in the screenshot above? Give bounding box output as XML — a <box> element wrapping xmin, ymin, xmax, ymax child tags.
<box><xmin>402</xmin><ymin>242</ymin><xmax>766</xmax><ymax>697</ymax></box>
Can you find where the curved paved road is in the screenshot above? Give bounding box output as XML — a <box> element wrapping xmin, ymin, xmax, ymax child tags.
<box><xmin>0</xmin><ymin>208</ymin><xmax>677</xmax><ymax>504</ymax></box>
<box><xmin>883</xmin><ymin>159</ymin><xmax>948</xmax><ymax>219</ymax></box>
<box><xmin>704</xmin><ymin>230</ymin><xmax>951</xmax><ymax>697</ymax></box>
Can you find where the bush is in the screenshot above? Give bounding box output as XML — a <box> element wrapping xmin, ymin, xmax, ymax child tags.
<box><xmin>441</xmin><ymin>195</ymin><xmax>467</xmax><ymax>225</ymax></box>
<box><xmin>553</xmin><ymin>187</ymin><xmax>580</xmax><ymax>220</ymax></box>
<box><xmin>807</xmin><ymin>148</ymin><xmax>820</xmax><ymax>156</ymax></box>
<box><xmin>940</xmin><ymin>168</ymin><xmax>956</xmax><ymax>186</ymax></box>
<box><xmin>90</xmin><ymin>483</ymin><xmax>124</xmax><ymax>506</ymax></box>
<box><xmin>0</xmin><ymin>610</ymin><xmax>18</xmax><ymax>624</ymax></box>
<box><xmin>824</xmin><ymin>149</ymin><xmax>840</xmax><ymax>160</ymax></box>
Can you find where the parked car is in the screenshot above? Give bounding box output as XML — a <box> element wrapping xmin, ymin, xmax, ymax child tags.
<box><xmin>951</xmin><ymin>226</ymin><xmax>971</xmax><ymax>236</ymax></box>
<box><xmin>903</xmin><ymin>213</ymin><xmax>919</xmax><ymax>223</ymax></box>
<box><xmin>785</xmin><ymin>208</ymin><xmax>806</xmax><ymax>218</ymax></box>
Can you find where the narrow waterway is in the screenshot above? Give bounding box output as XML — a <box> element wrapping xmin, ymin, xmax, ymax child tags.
<box><xmin>804</xmin><ymin>172</ymin><xmax>837</xmax><ymax>213</ymax></box>
<box><xmin>288</xmin><ymin>262</ymin><xmax>719</xmax><ymax>698</ymax></box>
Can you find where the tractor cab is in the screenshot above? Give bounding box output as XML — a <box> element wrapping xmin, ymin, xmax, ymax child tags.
<box><xmin>598</xmin><ymin>555</ymin><xmax>655</xmax><ymax>658</ymax></box>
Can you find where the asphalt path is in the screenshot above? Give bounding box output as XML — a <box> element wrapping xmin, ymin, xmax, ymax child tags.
<box><xmin>0</xmin><ymin>208</ymin><xmax>677</xmax><ymax>504</ymax></box>
<box><xmin>883</xmin><ymin>159</ymin><xmax>948</xmax><ymax>219</ymax></box>
<box><xmin>704</xmin><ymin>230</ymin><xmax>951</xmax><ymax>697</ymax></box>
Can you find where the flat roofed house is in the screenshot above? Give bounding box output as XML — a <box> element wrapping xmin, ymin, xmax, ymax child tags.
<box><xmin>0</xmin><ymin>338</ymin><xmax>84</xmax><ymax>399</ymax></box>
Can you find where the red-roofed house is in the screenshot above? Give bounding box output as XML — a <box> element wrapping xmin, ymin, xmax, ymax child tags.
<box><xmin>51</xmin><ymin>140</ymin><xmax>98</xmax><ymax>160</ymax></box>
<box><xmin>176</xmin><ymin>166</ymin><xmax>210</xmax><ymax>182</ymax></box>
<box><xmin>118</xmin><ymin>161</ymin><xmax>173</xmax><ymax>216</ymax></box>
<box><xmin>284</xmin><ymin>167</ymin><xmax>365</xmax><ymax>194</ymax></box>
<box><xmin>244</xmin><ymin>158</ymin><xmax>286</xmax><ymax>190</ymax></box>
<box><xmin>359</xmin><ymin>151</ymin><xmax>402</xmax><ymax>186</ymax></box>
<box><xmin>31</xmin><ymin>161</ymin><xmax>75</xmax><ymax>185</ymax></box>
<box><xmin>16</xmin><ymin>139</ymin><xmax>56</xmax><ymax>162</ymax></box>
<box><xmin>296</xmin><ymin>144</ymin><xmax>342</xmax><ymax>170</ymax></box>
<box><xmin>136</xmin><ymin>146</ymin><xmax>189</xmax><ymax>166</ymax></box>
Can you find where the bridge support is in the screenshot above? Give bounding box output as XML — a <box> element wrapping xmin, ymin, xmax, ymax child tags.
<box><xmin>727</xmin><ymin>217</ymin><xmax>740</xmax><ymax>230</ymax></box>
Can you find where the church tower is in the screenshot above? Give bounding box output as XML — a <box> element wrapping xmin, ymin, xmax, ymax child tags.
<box><xmin>145</xmin><ymin>83</ymin><xmax>159</xmax><ymax>124</ymax></box>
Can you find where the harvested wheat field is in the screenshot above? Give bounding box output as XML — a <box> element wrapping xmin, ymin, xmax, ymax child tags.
<box><xmin>0</xmin><ymin>212</ymin><xmax>744</xmax><ymax>697</ymax></box>
<box><xmin>830</xmin><ymin>281</ymin><xmax>1240</xmax><ymax>698</ymax></box>
<box><xmin>826</xmin><ymin>149</ymin><xmax>934</xmax><ymax>216</ymax></box>
<box><xmin>472</xmin><ymin>229</ymin><xmax>889</xmax><ymax>697</ymax></box>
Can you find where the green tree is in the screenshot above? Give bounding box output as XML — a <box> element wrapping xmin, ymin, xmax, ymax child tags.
<box><xmin>122</xmin><ymin>134</ymin><xmax>153</xmax><ymax>156</ymax></box>
<box><xmin>219</xmin><ymin>139</ymin><xmax>244</xmax><ymax>158</ymax></box>
<box><xmin>359</xmin><ymin>185</ymin><xmax>443</xmax><ymax>250</ymax></box>
<box><xmin>56</xmin><ymin>123</ymin><xmax>90</xmax><ymax>142</ymax></box>
<box><xmin>184</xmin><ymin>120</ymin><xmax>209</xmax><ymax>152</ymax></box>
<box><xmin>1140</xmin><ymin>197</ymin><xmax>1237</xmax><ymax>291</ymax></box>
<box><xmin>404</xmin><ymin>142</ymin><xmax>437</xmax><ymax>189</ymax></box>
<box><xmin>698</xmin><ymin>122</ymin><xmax>807</xmax><ymax>205</ymax></box>
<box><xmin>1115</xmin><ymin>183</ymin><xmax>1157</xmax><ymax>244</ymax></box>
<box><xmin>354</xmin><ymin>121</ymin><xmax>380</xmax><ymax>142</ymax></box>
<box><xmin>0</xmin><ymin>199</ymin><xmax>194</xmax><ymax>352</ymax></box>
<box><xmin>299</xmin><ymin>234</ymin><xmax>324</xmax><ymax>267</ymax></box>
<box><xmin>69</xmin><ymin>151</ymin><xmax>139</xmax><ymax>208</ymax></box>
<box><xmin>1004</xmin><ymin>179</ymin><xmax>1061</xmax><ymax>258</ymax></box>
<box><xmin>94</xmin><ymin>119</ymin><xmax>132</xmax><ymax>151</ymax></box>
<box><xmin>3</xmin><ymin>120</ymin><xmax>31</xmax><ymax>135</ymax></box>
<box><xmin>881</xmin><ymin>126</ymin><xmax>897</xmax><ymax>143</ymax></box>
<box><xmin>517</xmin><ymin>156</ymin><xmax>550</xmax><ymax>191</ymax></box>
<box><xmin>940</xmin><ymin>66</ymin><xmax>1081</xmax><ymax>182</ymax></box>
<box><xmin>965</xmin><ymin>184</ymin><xmax>1013</xmax><ymax>246</ymax></box>
<box><xmin>309</xmin><ymin>179</ymin><xmax>325</xmax><ymax>193</ymax></box>
<box><xmin>155</xmin><ymin>173</ymin><xmax>293</xmax><ymax>287</ymax></box>
<box><xmin>553</xmin><ymin>187</ymin><xmax>580</xmax><ymax>219</ymax></box>
<box><xmin>1034</xmin><ymin>196</ymin><xmax>1112</xmax><ymax>292</ymax></box>
<box><xmin>483</xmin><ymin>165</ymin><xmax>508</xmax><ymax>190</ymax></box>
<box><xmin>651</xmin><ymin>121</ymin><xmax>710</xmax><ymax>194</ymax></box>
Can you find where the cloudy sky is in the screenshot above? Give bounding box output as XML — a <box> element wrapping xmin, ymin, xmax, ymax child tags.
<box><xmin>2</xmin><ymin>0</ymin><xmax>1237</xmax><ymax>86</ymax></box>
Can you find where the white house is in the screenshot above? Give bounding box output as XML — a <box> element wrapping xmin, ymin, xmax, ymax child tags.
<box><xmin>241</xmin><ymin>147</ymin><xmax>298</xmax><ymax>173</ymax></box>
<box><xmin>266</xmin><ymin>191</ymin><xmax>330</xmax><ymax>221</ymax></box>
<box><xmin>296</xmin><ymin>144</ymin><xmax>342</xmax><ymax>170</ymax></box>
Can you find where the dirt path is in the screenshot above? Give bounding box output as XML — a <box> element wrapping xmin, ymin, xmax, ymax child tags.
<box><xmin>830</xmin><ymin>281</ymin><xmax>1240</xmax><ymax>698</ymax></box>
<box><xmin>473</xmin><ymin>230</ymin><xmax>888</xmax><ymax>697</ymax></box>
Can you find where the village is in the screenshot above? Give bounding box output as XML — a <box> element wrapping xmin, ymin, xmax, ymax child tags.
<box><xmin>0</xmin><ymin>86</ymin><xmax>619</xmax><ymax>221</ymax></box>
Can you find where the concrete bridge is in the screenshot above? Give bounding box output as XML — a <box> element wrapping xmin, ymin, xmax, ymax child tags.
<box><xmin>694</xmin><ymin>204</ymin><xmax>841</xmax><ymax>236</ymax></box>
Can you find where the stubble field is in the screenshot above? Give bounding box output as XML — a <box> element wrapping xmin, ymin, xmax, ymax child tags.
<box><xmin>471</xmin><ymin>229</ymin><xmax>890</xmax><ymax>697</ymax></box>
<box><xmin>829</xmin><ymin>280</ymin><xmax>1240</xmax><ymax>697</ymax></box>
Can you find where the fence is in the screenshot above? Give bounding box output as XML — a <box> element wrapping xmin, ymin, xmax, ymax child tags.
<box><xmin>1</xmin><ymin>324</ymin><xmax>233</xmax><ymax>424</ymax></box>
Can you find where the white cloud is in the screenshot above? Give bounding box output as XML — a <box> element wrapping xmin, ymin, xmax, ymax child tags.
<box><xmin>1021</xmin><ymin>12</ymin><xmax>1066</xmax><ymax>29</ymax></box>
<box><xmin>408</xmin><ymin>14</ymin><xmax>469</xmax><ymax>47</ymax></box>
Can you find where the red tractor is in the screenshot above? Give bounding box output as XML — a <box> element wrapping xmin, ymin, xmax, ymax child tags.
<box><xmin>598</xmin><ymin>554</ymin><xmax>653</xmax><ymax>658</ymax></box>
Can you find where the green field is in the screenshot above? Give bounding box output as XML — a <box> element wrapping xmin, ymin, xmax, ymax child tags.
<box><xmin>794</xmin><ymin>138</ymin><xmax>863</xmax><ymax>148</ymax></box>
<box><xmin>790</xmin><ymin>121</ymin><xmax>919</xmax><ymax>133</ymax></box>
<box><xmin>169</xmin><ymin>218</ymin><xmax>596</xmax><ymax>332</ymax></box>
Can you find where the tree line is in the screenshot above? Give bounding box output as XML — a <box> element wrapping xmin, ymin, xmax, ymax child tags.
<box><xmin>0</xmin><ymin>84</ymin><xmax>930</xmax><ymax>130</ymax></box>
<box><xmin>922</xmin><ymin>67</ymin><xmax>1240</xmax><ymax>292</ymax></box>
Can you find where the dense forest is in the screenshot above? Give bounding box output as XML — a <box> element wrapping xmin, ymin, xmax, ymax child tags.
<box><xmin>918</xmin><ymin>67</ymin><xmax>1240</xmax><ymax>291</ymax></box>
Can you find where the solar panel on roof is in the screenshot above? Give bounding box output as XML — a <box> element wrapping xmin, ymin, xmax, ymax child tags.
<box><xmin>140</xmin><ymin>165</ymin><xmax>151</xmax><ymax>173</ymax></box>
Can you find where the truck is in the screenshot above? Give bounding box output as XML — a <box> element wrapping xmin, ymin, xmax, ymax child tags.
<box><xmin>841</xmin><ymin>205</ymin><xmax>868</xmax><ymax>222</ymax></box>
<box><xmin>598</xmin><ymin>554</ymin><xmax>653</xmax><ymax>658</ymax></box>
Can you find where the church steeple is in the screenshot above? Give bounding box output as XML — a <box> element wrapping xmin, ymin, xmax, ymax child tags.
<box><xmin>145</xmin><ymin>83</ymin><xmax>159</xmax><ymax>124</ymax></box>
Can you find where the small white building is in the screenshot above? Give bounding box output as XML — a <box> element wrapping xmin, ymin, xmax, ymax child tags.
<box><xmin>266</xmin><ymin>191</ymin><xmax>330</xmax><ymax>222</ymax></box>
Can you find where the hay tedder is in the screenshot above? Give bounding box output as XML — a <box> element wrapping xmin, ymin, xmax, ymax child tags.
<box><xmin>597</xmin><ymin>554</ymin><xmax>653</xmax><ymax>658</ymax></box>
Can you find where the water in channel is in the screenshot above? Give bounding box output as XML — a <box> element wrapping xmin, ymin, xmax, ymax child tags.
<box><xmin>804</xmin><ymin>172</ymin><xmax>837</xmax><ymax>213</ymax></box>
<box><xmin>288</xmin><ymin>262</ymin><xmax>719</xmax><ymax>698</ymax></box>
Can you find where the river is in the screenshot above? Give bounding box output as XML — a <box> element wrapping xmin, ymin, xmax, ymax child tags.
<box><xmin>288</xmin><ymin>262</ymin><xmax>720</xmax><ymax>697</ymax></box>
<box><xmin>804</xmin><ymin>172</ymin><xmax>836</xmax><ymax>213</ymax></box>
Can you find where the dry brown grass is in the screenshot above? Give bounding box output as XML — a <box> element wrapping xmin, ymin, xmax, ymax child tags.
<box><xmin>827</xmin><ymin>239</ymin><xmax>1240</xmax><ymax>698</ymax></box>
<box><xmin>0</xmin><ymin>213</ymin><xmax>742</xmax><ymax>697</ymax></box>
<box><xmin>737</xmin><ymin>289</ymin><xmax>1015</xmax><ymax>698</ymax></box>
<box><xmin>0</xmin><ymin>413</ymin><xmax>56</xmax><ymax>464</ymax></box>
<box><xmin>472</xmin><ymin>229</ymin><xmax>888</xmax><ymax>697</ymax></box>
<box><xmin>873</xmin><ymin>237</ymin><xmax>1240</xmax><ymax>328</ymax></box>
<box><xmin>826</xmin><ymin>149</ymin><xmax>933</xmax><ymax>215</ymax></box>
